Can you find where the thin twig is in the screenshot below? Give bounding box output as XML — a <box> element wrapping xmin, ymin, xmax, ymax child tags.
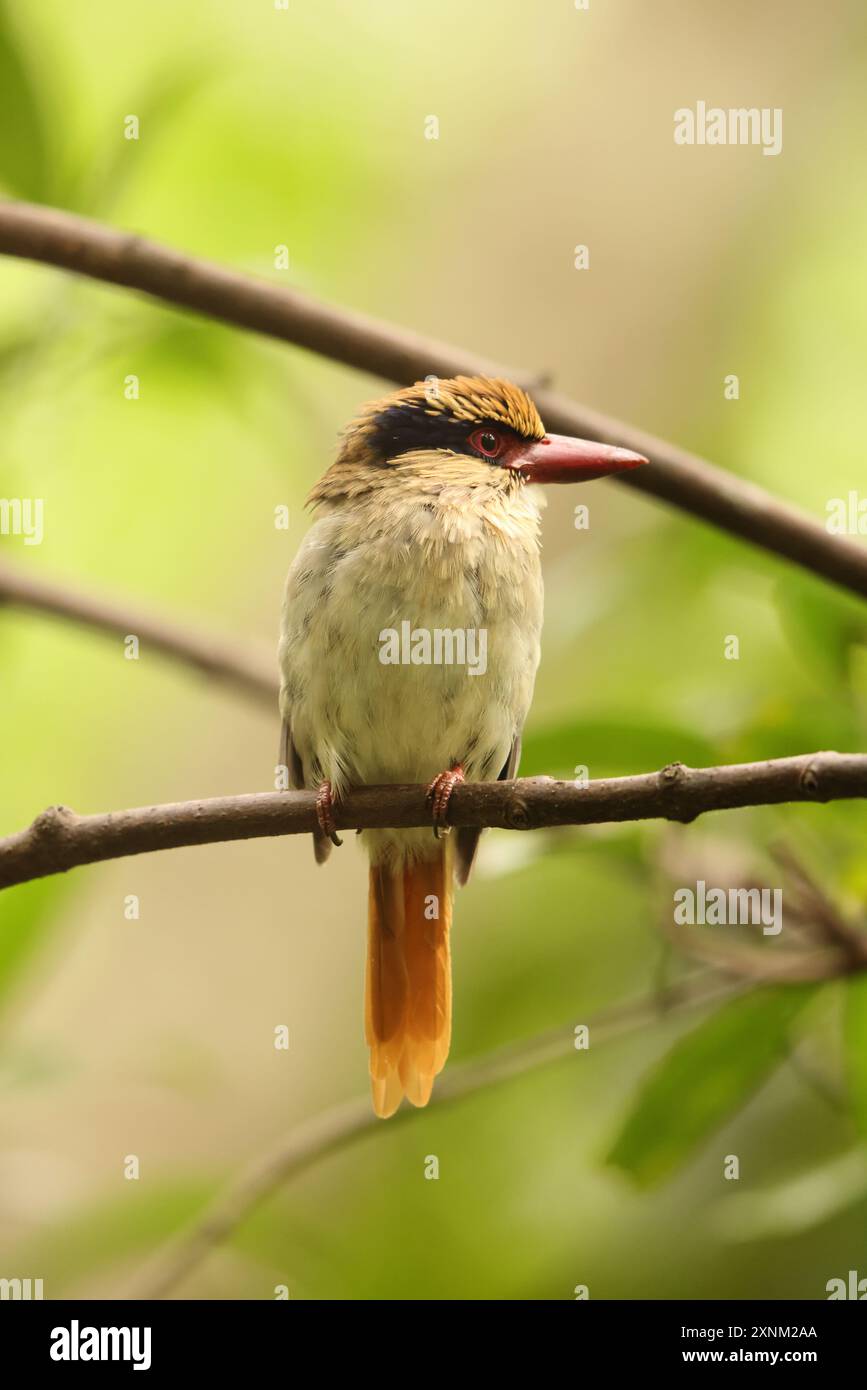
<box><xmin>654</xmin><ymin>835</ymin><xmax>867</xmax><ymax>979</ymax></box>
<box><xmin>1</xmin><ymin>752</ymin><xmax>866</xmax><ymax>893</ymax></box>
<box><xmin>130</xmin><ymin>969</ymin><xmax>745</xmax><ymax>1299</ymax></box>
<box><xmin>1</xmin><ymin>200</ymin><xmax>866</xmax><ymax>598</ymax></box>
<box><xmin>655</xmin><ymin>927</ymin><xmax>863</xmax><ymax>983</ymax></box>
<box><xmin>769</xmin><ymin>840</ymin><xmax>867</xmax><ymax>963</ymax></box>
<box><xmin>0</xmin><ymin>558</ymin><xmax>277</xmax><ymax>704</ymax></box>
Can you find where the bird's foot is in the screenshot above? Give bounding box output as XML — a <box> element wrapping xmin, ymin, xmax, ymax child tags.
<box><xmin>426</xmin><ymin>763</ymin><xmax>465</xmax><ymax>838</ymax></box>
<box><xmin>315</xmin><ymin>781</ymin><xmax>343</xmax><ymax>847</ymax></box>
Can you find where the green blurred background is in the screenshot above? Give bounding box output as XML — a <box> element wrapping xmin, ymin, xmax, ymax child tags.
<box><xmin>1</xmin><ymin>0</ymin><xmax>866</xmax><ymax>1299</ymax></box>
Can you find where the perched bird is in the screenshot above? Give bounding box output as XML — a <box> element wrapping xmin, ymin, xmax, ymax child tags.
<box><xmin>279</xmin><ymin>376</ymin><xmax>645</xmax><ymax>1117</ymax></box>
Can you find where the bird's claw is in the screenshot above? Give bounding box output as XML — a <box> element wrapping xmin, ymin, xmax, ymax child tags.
<box><xmin>315</xmin><ymin>780</ymin><xmax>343</xmax><ymax>846</ymax></box>
<box><xmin>426</xmin><ymin>764</ymin><xmax>465</xmax><ymax>838</ymax></box>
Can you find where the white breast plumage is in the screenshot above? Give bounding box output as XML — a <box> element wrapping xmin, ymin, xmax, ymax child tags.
<box><xmin>279</xmin><ymin>471</ymin><xmax>544</xmax><ymax>863</ymax></box>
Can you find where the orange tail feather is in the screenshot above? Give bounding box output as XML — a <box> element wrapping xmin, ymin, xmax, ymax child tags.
<box><xmin>365</xmin><ymin>843</ymin><xmax>453</xmax><ymax>1118</ymax></box>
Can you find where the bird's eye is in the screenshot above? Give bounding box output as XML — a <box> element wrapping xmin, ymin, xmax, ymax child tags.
<box><xmin>470</xmin><ymin>428</ymin><xmax>504</xmax><ymax>459</ymax></box>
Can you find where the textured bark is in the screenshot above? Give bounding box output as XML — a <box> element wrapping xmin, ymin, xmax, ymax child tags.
<box><xmin>2</xmin><ymin>752</ymin><xmax>865</xmax><ymax>891</ymax></box>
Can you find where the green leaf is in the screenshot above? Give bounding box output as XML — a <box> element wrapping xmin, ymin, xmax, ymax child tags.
<box><xmin>0</xmin><ymin>2</ymin><xmax>50</xmax><ymax>198</ymax></box>
<box><xmin>606</xmin><ymin>985</ymin><xmax>816</xmax><ymax>1187</ymax></box>
<box><xmin>844</xmin><ymin>973</ymin><xmax>867</xmax><ymax>1140</ymax></box>
<box><xmin>520</xmin><ymin>717</ymin><xmax>716</xmax><ymax>781</ymax></box>
<box><xmin>721</xmin><ymin>696</ymin><xmax>861</xmax><ymax>763</ymax></box>
<box><xmin>713</xmin><ymin>1148</ymin><xmax>867</xmax><ymax>1241</ymax></box>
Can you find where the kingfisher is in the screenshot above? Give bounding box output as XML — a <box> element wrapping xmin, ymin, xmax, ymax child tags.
<box><xmin>279</xmin><ymin>376</ymin><xmax>645</xmax><ymax>1117</ymax></box>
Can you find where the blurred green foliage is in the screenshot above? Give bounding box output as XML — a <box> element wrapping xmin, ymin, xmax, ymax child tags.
<box><xmin>607</xmin><ymin>986</ymin><xmax>817</xmax><ymax>1187</ymax></box>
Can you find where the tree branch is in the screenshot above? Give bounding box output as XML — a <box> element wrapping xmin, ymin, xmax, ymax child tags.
<box><xmin>0</xmin><ymin>559</ymin><xmax>277</xmax><ymax>704</ymax></box>
<box><xmin>130</xmin><ymin>969</ymin><xmax>744</xmax><ymax>1299</ymax></box>
<box><xmin>2</xmin><ymin>751</ymin><xmax>865</xmax><ymax>892</ymax></box>
<box><xmin>1</xmin><ymin>200</ymin><xmax>866</xmax><ymax>599</ymax></box>
<box><xmin>657</xmin><ymin>915</ymin><xmax>867</xmax><ymax>982</ymax></box>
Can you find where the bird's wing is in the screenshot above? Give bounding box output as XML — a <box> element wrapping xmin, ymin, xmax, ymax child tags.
<box><xmin>279</xmin><ymin>716</ymin><xmax>305</xmax><ymax>789</ymax></box>
<box><xmin>279</xmin><ymin>716</ymin><xmax>333</xmax><ymax>864</ymax></box>
<box><xmin>453</xmin><ymin>733</ymin><xmax>522</xmax><ymax>886</ymax></box>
